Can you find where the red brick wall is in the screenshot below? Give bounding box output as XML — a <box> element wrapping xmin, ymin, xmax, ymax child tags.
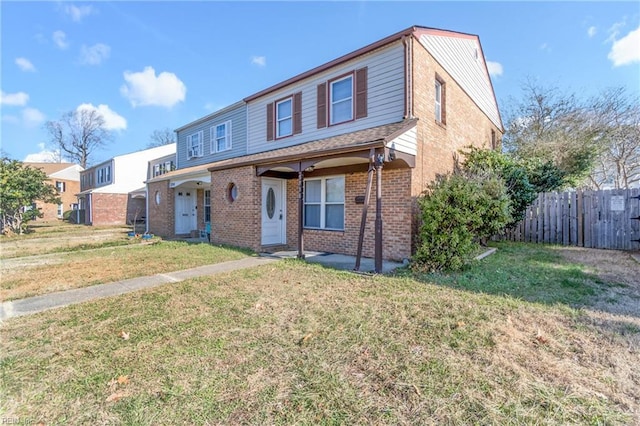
<box><xmin>285</xmin><ymin>168</ymin><xmax>412</xmax><ymax>261</ymax></box>
<box><xmin>210</xmin><ymin>166</ymin><xmax>260</xmax><ymax>251</ymax></box>
<box><xmin>91</xmin><ymin>193</ymin><xmax>129</xmax><ymax>225</ymax></box>
<box><xmin>147</xmin><ymin>180</ymin><xmax>174</xmax><ymax>237</ymax></box>
<box><xmin>409</xmin><ymin>41</ymin><xmax>503</xmax><ymax>250</ymax></box>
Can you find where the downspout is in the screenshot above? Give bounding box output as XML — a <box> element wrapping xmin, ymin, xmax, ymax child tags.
<box><xmin>403</xmin><ymin>35</ymin><xmax>414</xmax><ymax>119</ymax></box>
<box><xmin>145</xmin><ymin>184</ymin><xmax>149</xmax><ymax>234</ymax></box>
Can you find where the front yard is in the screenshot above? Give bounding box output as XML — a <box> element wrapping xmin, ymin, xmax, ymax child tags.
<box><xmin>1</xmin><ymin>225</ymin><xmax>639</xmax><ymax>424</ymax></box>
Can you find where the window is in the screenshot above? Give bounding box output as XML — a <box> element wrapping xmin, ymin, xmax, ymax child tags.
<box><xmin>97</xmin><ymin>165</ymin><xmax>111</xmax><ymax>185</ymax></box>
<box><xmin>304</xmin><ymin>176</ymin><xmax>345</xmax><ymax>230</ymax></box>
<box><xmin>204</xmin><ymin>190</ymin><xmax>211</xmax><ymax>222</ymax></box>
<box><xmin>317</xmin><ymin>67</ymin><xmax>367</xmax><ymax>128</ymax></box>
<box><xmin>55</xmin><ymin>181</ymin><xmax>65</xmax><ymax>193</ymax></box>
<box><xmin>187</xmin><ymin>131</ymin><xmax>203</xmax><ymax>159</ymax></box>
<box><xmin>153</xmin><ymin>161</ymin><xmax>175</xmax><ymax>177</ymax></box>
<box><xmin>330</xmin><ymin>75</ymin><xmax>353</xmax><ymax>125</ymax></box>
<box><xmin>276</xmin><ymin>98</ymin><xmax>292</xmax><ymax>138</ymax></box>
<box><xmin>211</xmin><ymin>121</ymin><xmax>232</xmax><ymax>153</ymax></box>
<box><xmin>57</xmin><ymin>204</ymin><xmax>64</xmax><ymax>218</ymax></box>
<box><xmin>266</xmin><ymin>92</ymin><xmax>302</xmax><ymax>141</ymax></box>
<box><xmin>435</xmin><ymin>75</ymin><xmax>446</xmax><ymax>125</ymax></box>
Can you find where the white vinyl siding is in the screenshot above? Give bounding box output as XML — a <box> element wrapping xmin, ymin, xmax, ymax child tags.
<box><xmin>418</xmin><ymin>34</ymin><xmax>502</xmax><ymax>129</ymax></box>
<box><xmin>386</xmin><ymin>127</ymin><xmax>417</xmax><ymax>156</ymax></box>
<box><xmin>247</xmin><ymin>42</ymin><xmax>405</xmax><ymax>154</ymax></box>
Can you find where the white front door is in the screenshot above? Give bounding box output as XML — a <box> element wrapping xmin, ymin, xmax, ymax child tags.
<box><xmin>175</xmin><ymin>190</ymin><xmax>196</xmax><ymax>234</ymax></box>
<box><xmin>261</xmin><ymin>178</ymin><xmax>286</xmax><ymax>245</ymax></box>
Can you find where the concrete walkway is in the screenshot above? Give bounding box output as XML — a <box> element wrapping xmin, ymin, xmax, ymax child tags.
<box><xmin>0</xmin><ymin>253</ymin><xmax>404</xmax><ymax>320</ymax></box>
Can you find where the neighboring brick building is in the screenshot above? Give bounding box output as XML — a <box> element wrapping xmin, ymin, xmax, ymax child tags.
<box><xmin>147</xmin><ymin>26</ymin><xmax>503</xmax><ymax>269</ymax></box>
<box><xmin>23</xmin><ymin>162</ymin><xmax>83</xmax><ymax>222</ymax></box>
<box><xmin>78</xmin><ymin>144</ymin><xmax>176</xmax><ymax>226</ymax></box>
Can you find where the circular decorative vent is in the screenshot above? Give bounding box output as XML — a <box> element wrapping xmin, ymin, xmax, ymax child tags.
<box><xmin>226</xmin><ymin>183</ymin><xmax>238</xmax><ymax>203</ymax></box>
<box><xmin>266</xmin><ymin>188</ymin><xmax>275</xmax><ymax>219</ymax></box>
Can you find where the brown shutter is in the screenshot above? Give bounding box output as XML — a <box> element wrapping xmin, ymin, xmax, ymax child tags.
<box><xmin>355</xmin><ymin>67</ymin><xmax>368</xmax><ymax>119</ymax></box>
<box><xmin>266</xmin><ymin>102</ymin><xmax>274</xmax><ymax>141</ymax></box>
<box><xmin>317</xmin><ymin>83</ymin><xmax>327</xmax><ymax>128</ymax></box>
<box><xmin>293</xmin><ymin>92</ymin><xmax>302</xmax><ymax>134</ymax></box>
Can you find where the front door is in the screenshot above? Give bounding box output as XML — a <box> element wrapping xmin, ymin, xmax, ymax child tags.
<box><xmin>261</xmin><ymin>178</ymin><xmax>286</xmax><ymax>245</ymax></box>
<box><xmin>175</xmin><ymin>190</ymin><xmax>196</xmax><ymax>235</ymax></box>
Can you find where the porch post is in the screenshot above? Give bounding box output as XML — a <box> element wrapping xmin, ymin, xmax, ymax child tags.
<box><xmin>374</xmin><ymin>152</ymin><xmax>384</xmax><ymax>273</ymax></box>
<box><xmin>354</xmin><ymin>148</ymin><xmax>375</xmax><ymax>271</ymax></box>
<box><xmin>297</xmin><ymin>163</ymin><xmax>305</xmax><ymax>259</ymax></box>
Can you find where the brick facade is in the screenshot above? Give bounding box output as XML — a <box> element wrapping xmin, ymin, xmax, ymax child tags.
<box><xmin>210</xmin><ymin>166</ymin><xmax>260</xmax><ymax>251</ymax></box>
<box><xmin>148</xmin><ymin>180</ymin><xmax>174</xmax><ymax>237</ymax></box>
<box><xmin>34</xmin><ymin>178</ymin><xmax>80</xmax><ymax>222</ymax></box>
<box><xmin>90</xmin><ymin>193</ymin><xmax>130</xmax><ymax>225</ymax></box>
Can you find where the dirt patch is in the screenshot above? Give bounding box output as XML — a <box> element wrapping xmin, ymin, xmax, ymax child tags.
<box><xmin>552</xmin><ymin>246</ymin><xmax>640</xmax><ymax>318</ymax></box>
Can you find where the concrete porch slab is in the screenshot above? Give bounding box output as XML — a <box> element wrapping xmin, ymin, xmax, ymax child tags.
<box><xmin>263</xmin><ymin>250</ymin><xmax>405</xmax><ymax>274</ymax></box>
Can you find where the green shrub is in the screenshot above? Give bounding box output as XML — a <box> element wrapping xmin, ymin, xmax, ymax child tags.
<box><xmin>413</xmin><ymin>172</ymin><xmax>511</xmax><ymax>272</ymax></box>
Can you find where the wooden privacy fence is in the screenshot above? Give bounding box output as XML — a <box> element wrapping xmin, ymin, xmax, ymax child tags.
<box><xmin>500</xmin><ymin>188</ymin><xmax>640</xmax><ymax>251</ymax></box>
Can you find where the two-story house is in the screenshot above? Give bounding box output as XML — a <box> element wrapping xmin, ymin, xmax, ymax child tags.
<box><xmin>147</xmin><ymin>26</ymin><xmax>503</xmax><ymax>266</ymax></box>
<box><xmin>23</xmin><ymin>162</ymin><xmax>83</xmax><ymax>221</ymax></box>
<box><xmin>77</xmin><ymin>144</ymin><xmax>176</xmax><ymax>226</ymax></box>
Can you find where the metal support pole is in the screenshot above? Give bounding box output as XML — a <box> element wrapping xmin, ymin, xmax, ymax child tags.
<box><xmin>297</xmin><ymin>165</ymin><xmax>305</xmax><ymax>259</ymax></box>
<box><xmin>374</xmin><ymin>153</ymin><xmax>384</xmax><ymax>273</ymax></box>
<box><xmin>355</xmin><ymin>148</ymin><xmax>375</xmax><ymax>271</ymax></box>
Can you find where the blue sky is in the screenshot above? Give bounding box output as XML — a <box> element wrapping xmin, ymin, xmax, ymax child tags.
<box><xmin>2</xmin><ymin>1</ymin><xmax>639</xmax><ymax>165</ymax></box>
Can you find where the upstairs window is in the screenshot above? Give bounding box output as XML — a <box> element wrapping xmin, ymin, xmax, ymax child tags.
<box><xmin>266</xmin><ymin>92</ymin><xmax>302</xmax><ymax>141</ymax></box>
<box><xmin>55</xmin><ymin>181</ymin><xmax>66</xmax><ymax>193</ymax></box>
<box><xmin>97</xmin><ymin>165</ymin><xmax>111</xmax><ymax>185</ymax></box>
<box><xmin>276</xmin><ymin>98</ymin><xmax>293</xmax><ymax>138</ymax></box>
<box><xmin>330</xmin><ymin>75</ymin><xmax>353</xmax><ymax>125</ymax></box>
<box><xmin>435</xmin><ymin>74</ymin><xmax>446</xmax><ymax>125</ymax></box>
<box><xmin>317</xmin><ymin>67</ymin><xmax>367</xmax><ymax>129</ymax></box>
<box><xmin>211</xmin><ymin>121</ymin><xmax>232</xmax><ymax>153</ymax></box>
<box><xmin>187</xmin><ymin>131</ymin><xmax>203</xmax><ymax>159</ymax></box>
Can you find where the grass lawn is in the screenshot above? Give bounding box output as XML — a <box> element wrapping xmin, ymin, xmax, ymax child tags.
<box><xmin>1</xmin><ymin>242</ymin><xmax>638</xmax><ymax>424</ymax></box>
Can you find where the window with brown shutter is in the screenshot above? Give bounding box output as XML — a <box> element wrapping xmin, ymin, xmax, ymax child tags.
<box><xmin>266</xmin><ymin>102</ymin><xmax>274</xmax><ymax>141</ymax></box>
<box><xmin>293</xmin><ymin>92</ymin><xmax>302</xmax><ymax>135</ymax></box>
<box><xmin>317</xmin><ymin>82</ymin><xmax>327</xmax><ymax>128</ymax></box>
<box><xmin>355</xmin><ymin>67</ymin><xmax>368</xmax><ymax>119</ymax></box>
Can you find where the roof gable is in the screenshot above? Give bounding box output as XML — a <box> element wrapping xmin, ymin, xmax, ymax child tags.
<box><xmin>414</xmin><ymin>28</ymin><xmax>503</xmax><ymax>130</ymax></box>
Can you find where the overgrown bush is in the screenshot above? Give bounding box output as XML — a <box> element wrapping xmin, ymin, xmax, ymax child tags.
<box><xmin>413</xmin><ymin>172</ymin><xmax>511</xmax><ymax>272</ymax></box>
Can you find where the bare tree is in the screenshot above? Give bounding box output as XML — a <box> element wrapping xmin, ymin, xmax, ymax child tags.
<box><xmin>502</xmin><ymin>80</ymin><xmax>639</xmax><ymax>188</ymax></box>
<box><xmin>586</xmin><ymin>87</ymin><xmax>640</xmax><ymax>189</ymax></box>
<box><xmin>147</xmin><ymin>127</ymin><xmax>175</xmax><ymax>148</ymax></box>
<box><xmin>46</xmin><ymin>109</ymin><xmax>113</xmax><ymax>168</ymax></box>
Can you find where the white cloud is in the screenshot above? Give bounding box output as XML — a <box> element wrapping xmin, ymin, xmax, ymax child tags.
<box><xmin>120</xmin><ymin>66</ymin><xmax>186</xmax><ymax>108</ymax></box>
<box><xmin>15</xmin><ymin>57</ymin><xmax>36</xmax><ymax>72</ymax></box>
<box><xmin>539</xmin><ymin>43</ymin><xmax>551</xmax><ymax>52</ymax></box>
<box><xmin>251</xmin><ymin>56</ymin><xmax>267</xmax><ymax>67</ymax></box>
<box><xmin>64</xmin><ymin>4</ymin><xmax>95</xmax><ymax>22</ymax></box>
<box><xmin>587</xmin><ymin>26</ymin><xmax>597</xmax><ymax>38</ymax></box>
<box><xmin>608</xmin><ymin>25</ymin><xmax>640</xmax><ymax>67</ymax></box>
<box><xmin>24</xmin><ymin>143</ymin><xmax>61</xmax><ymax>163</ymax></box>
<box><xmin>22</xmin><ymin>108</ymin><xmax>46</xmax><ymax>127</ymax></box>
<box><xmin>53</xmin><ymin>30</ymin><xmax>69</xmax><ymax>50</ymax></box>
<box><xmin>1</xmin><ymin>91</ymin><xmax>30</xmax><ymax>106</ymax></box>
<box><xmin>486</xmin><ymin>61</ymin><xmax>503</xmax><ymax>77</ymax></box>
<box><xmin>79</xmin><ymin>43</ymin><xmax>110</xmax><ymax>65</ymax></box>
<box><xmin>76</xmin><ymin>103</ymin><xmax>127</xmax><ymax>131</ymax></box>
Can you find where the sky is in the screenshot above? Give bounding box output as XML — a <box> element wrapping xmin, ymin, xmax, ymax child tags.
<box><xmin>1</xmin><ymin>1</ymin><xmax>639</xmax><ymax>166</ymax></box>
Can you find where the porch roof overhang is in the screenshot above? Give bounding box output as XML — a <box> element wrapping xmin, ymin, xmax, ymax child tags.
<box><xmin>145</xmin><ymin>163</ymin><xmax>211</xmax><ymax>188</ymax></box>
<box><xmin>207</xmin><ymin>119</ymin><xmax>417</xmax><ymax>176</ymax></box>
